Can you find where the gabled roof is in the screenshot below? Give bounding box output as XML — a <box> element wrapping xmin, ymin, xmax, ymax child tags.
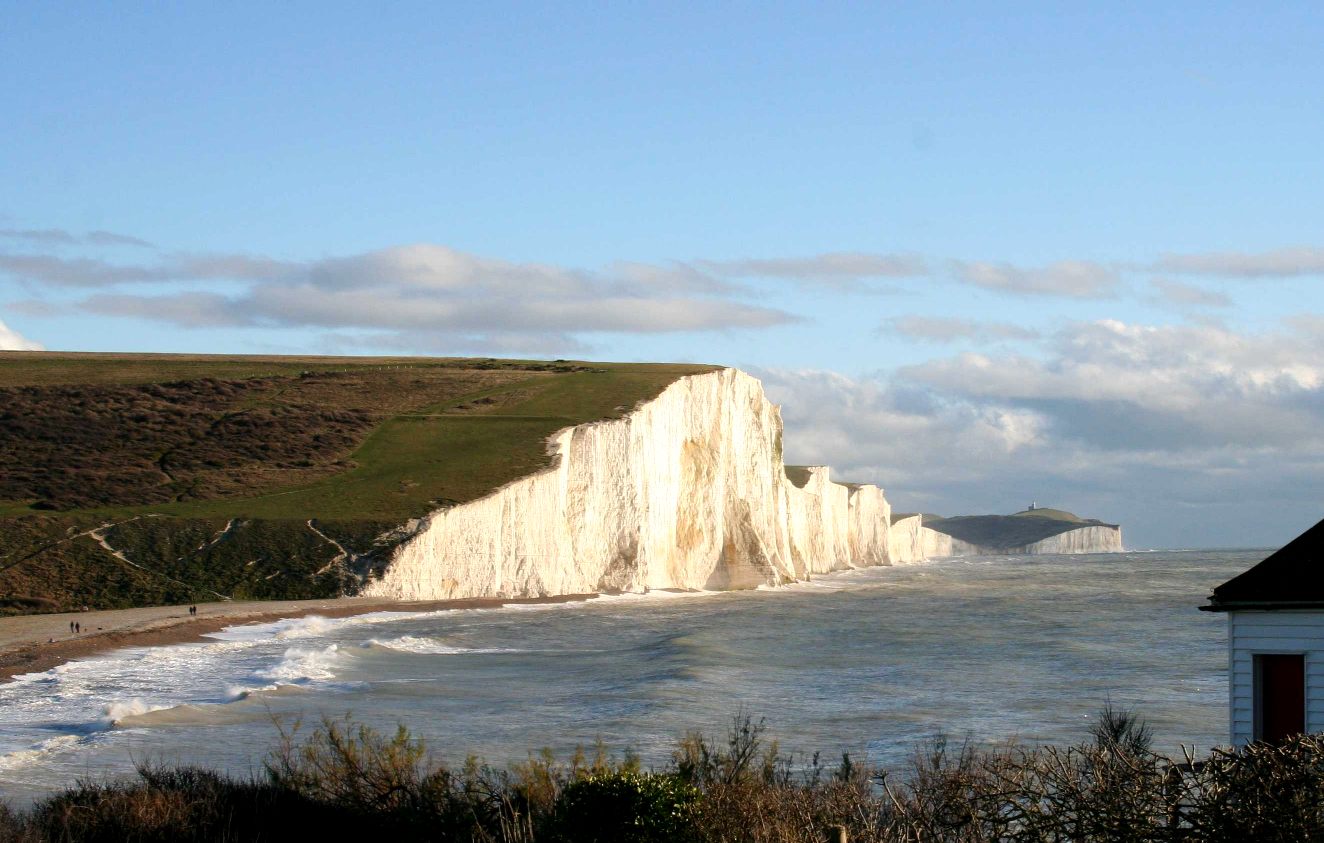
<box><xmin>1202</xmin><ymin>516</ymin><xmax>1324</xmax><ymax>611</ymax></box>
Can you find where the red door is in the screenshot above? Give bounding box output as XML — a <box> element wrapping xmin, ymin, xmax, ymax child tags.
<box><xmin>1257</xmin><ymin>654</ymin><xmax>1305</xmax><ymax>745</ymax></box>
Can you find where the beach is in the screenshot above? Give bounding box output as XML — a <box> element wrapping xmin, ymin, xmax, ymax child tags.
<box><xmin>0</xmin><ymin>593</ymin><xmax>596</xmax><ymax>682</ymax></box>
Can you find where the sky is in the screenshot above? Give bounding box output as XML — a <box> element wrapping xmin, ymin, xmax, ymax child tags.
<box><xmin>2</xmin><ymin>2</ymin><xmax>1323</xmax><ymax>549</ymax></box>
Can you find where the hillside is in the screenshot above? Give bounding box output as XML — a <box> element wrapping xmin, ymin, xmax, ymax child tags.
<box><xmin>924</xmin><ymin>509</ymin><xmax>1119</xmax><ymax>549</ymax></box>
<box><xmin>0</xmin><ymin>352</ymin><xmax>716</xmax><ymax>613</ymax></box>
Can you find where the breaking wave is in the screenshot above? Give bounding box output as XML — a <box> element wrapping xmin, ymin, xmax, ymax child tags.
<box><xmin>0</xmin><ymin>735</ymin><xmax>93</xmax><ymax>772</ymax></box>
<box><xmin>364</xmin><ymin>635</ymin><xmax>522</xmax><ymax>655</ymax></box>
<box><xmin>103</xmin><ymin>698</ymin><xmax>173</xmax><ymax>725</ymax></box>
<box><xmin>255</xmin><ymin>643</ymin><xmax>342</xmax><ymax>684</ymax></box>
<box><xmin>205</xmin><ymin>610</ymin><xmax>451</xmax><ymax>643</ymax></box>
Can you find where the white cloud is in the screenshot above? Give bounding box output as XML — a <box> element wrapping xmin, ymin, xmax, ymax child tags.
<box><xmin>0</xmin><ymin>253</ymin><xmax>158</xmax><ymax>286</ymax></box>
<box><xmin>84</xmin><ymin>292</ymin><xmax>242</xmax><ymax>327</ymax></box>
<box><xmin>757</xmin><ymin>318</ymin><xmax>1324</xmax><ymax>546</ymax></box>
<box><xmin>0</xmin><ymin>228</ymin><xmax>153</xmax><ymax>248</ymax></box>
<box><xmin>952</xmin><ymin>260</ymin><xmax>1120</xmax><ymax>298</ymax></box>
<box><xmin>321</xmin><ymin>328</ymin><xmax>592</xmax><ymax>357</ymax></box>
<box><xmin>25</xmin><ymin>244</ymin><xmax>796</xmax><ymax>348</ymax></box>
<box><xmin>755</xmin><ymin>366</ymin><xmax>1053</xmax><ymax>493</ymax></box>
<box><xmin>0</xmin><ymin>317</ymin><xmax>44</xmax><ymax>350</ymax></box>
<box><xmin>1156</xmin><ymin>247</ymin><xmax>1324</xmax><ymax>277</ymax></box>
<box><xmin>607</xmin><ymin>260</ymin><xmax>739</xmax><ymax>294</ymax></box>
<box><xmin>1149</xmin><ymin>278</ymin><xmax>1231</xmax><ymax>308</ymax></box>
<box><xmin>902</xmin><ymin>320</ymin><xmax>1324</xmax><ymax>448</ymax></box>
<box><xmin>699</xmin><ymin>252</ymin><xmax>928</xmax><ymax>285</ymax></box>
<box><xmin>0</xmin><ymin>228</ymin><xmax>78</xmax><ymax>245</ymax></box>
<box><xmin>884</xmin><ymin>315</ymin><xmax>1039</xmax><ymax>343</ymax></box>
<box><xmin>85</xmin><ymin>230</ymin><xmax>155</xmax><ymax>248</ymax></box>
<box><xmin>0</xmin><ymin>251</ymin><xmax>291</xmax><ymax>287</ymax></box>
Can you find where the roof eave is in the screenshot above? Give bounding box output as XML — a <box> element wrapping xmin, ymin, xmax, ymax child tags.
<box><xmin>1201</xmin><ymin>600</ymin><xmax>1324</xmax><ymax>613</ymax></box>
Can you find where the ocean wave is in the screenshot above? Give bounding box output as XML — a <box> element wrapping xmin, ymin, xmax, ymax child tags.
<box><xmin>103</xmin><ymin>698</ymin><xmax>174</xmax><ymax>724</ymax></box>
<box><xmin>755</xmin><ymin>580</ymin><xmax>843</xmax><ymax>593</ymax></box>
<box><xmin>595</xmin><ymin>588</ymin><xmax>719</xmax><ymax>603</ymax></box>
<box><xmin>113</xmin><ymin>696</ymin><xmax>292</xmax><ymax>727</ymax></box>
<box><xmin>225</xmin><ymin>683</ymin><xmax>277</xmax><ymax>701</ymax></box>
<box><xmin>364</xmin><ymin>636</ymin><xmax>522</xmax><ymax>656</ymax></box>
<box><xmin>256</xmin><ymin>644</ymin><xmax>342</xmax><ymax>684</ymax></box>
<box><xmin>0</xmin><ymin>734</ymin><xmax>89</xmax><ymax>772</ymax></box>
<box><xmin>499</xmin><ymin>601</ymin><xmax>591</xmax><ymax>613</ymax></box>
<box><xmin>499</xmin><ymin>590</ymin><xmax>719</xmax><ymax>613</ymax></box>
<box><xmin>206</xmin><ymin>609</ymin><xmax>461</xmax><ymax>643</ymax></box>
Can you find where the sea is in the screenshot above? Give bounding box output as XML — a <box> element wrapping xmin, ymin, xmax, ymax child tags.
<box><xmin>0</xmin><ymin>550</ymin><xmax>1256</xmax><ymax>806</ymax></box>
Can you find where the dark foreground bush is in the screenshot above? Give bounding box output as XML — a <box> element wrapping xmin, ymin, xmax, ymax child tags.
<box><xmin>549</xmin><ymin>772</ymin><xmax>699</xmax><ymax>842</ymax></box>
<box><xmin>6</xmin><ymin>710</ymin><xmax>1324</xmax><ymax>842</ymax></box>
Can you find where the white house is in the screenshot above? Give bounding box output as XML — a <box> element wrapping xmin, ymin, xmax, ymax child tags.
<box><xmin>1202</xmin><ymin>517</ymin><xmax>1324</xmax><ymax>746</ymax></box>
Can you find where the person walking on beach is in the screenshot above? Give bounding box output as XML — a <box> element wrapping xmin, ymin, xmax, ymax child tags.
<box><xmin>69</xmin><ymin>621</ymin><xmax>74</xmax><ymax>633</ymax></box>
<box><xmin>74</xmin><ymin>622</ymin><xmax>80</xmax><ymax>634</ymax></box>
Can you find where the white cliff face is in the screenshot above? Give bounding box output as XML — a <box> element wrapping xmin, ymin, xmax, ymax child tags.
<box><xmin>920</xmin><ymin>523</ymin><xmax>1123</xmax><ymax>558</ymax></box>
<box><xmin>888</xmin><ymin>516</ymin><xmax>926</xmax><ymax>564</ymax></box>
<box><xmin>1024</xmin><ymin>525</ymin><xmax>1123</xmax><ymax>554</ymax></box>
<box><xmin>364</xmin><ymin>368</ymin><xmax>920</xmax><ymax>600</ymax></box>
<box><xmin>917</xmin><ymin>526</ymin><xmax>952</xmax><ymax>559</ymax></box>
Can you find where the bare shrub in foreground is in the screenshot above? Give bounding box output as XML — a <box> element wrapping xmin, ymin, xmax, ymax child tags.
<box><xmin>9</xmin><ymin>710</ymin><xmax>1324</xmax><ymax>841</ymax></box>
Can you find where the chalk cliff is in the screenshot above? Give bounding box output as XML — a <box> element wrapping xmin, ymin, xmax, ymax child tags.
<box><xmin>364</xmin><ymin>368</ymin><xmax>920</xmax><ymax>600</ymax></box>
<box><xmin>916</xmin><ymin>528</ymin><xmax>993</xmax><ymax>558</ymax></box>
<box><xmin>888</xmin><ymin>515</ymin><xmax>924</xmax><ymax>564</ymax></box>
<box><xmin>919</xmin><ymin>523</ymin><xmax>1123</xmax><ymax>557</ymax></box>
<box><xmin>1021</xmin><ymin>525</ymin><xmax>1123</xmax><ymax>554</ymax></box>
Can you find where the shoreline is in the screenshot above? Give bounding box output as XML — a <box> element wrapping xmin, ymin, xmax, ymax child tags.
<box><xmin>0</xmin><ymin>592</ymin><xmax>597</xmax><ymax>682</ymax></box>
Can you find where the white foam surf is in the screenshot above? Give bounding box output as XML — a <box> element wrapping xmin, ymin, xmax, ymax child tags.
<box><xmin>365</xmin><ymin>635</ymin><xmax>522</xmax><ymax>655</ymax></box>
<box><xmin>0</xmin><ymin>735</ymin><xmax>90</xmax><ymax>772</ymax></box>
<box><xmin>205</xmin><ymin>610</ymin><xmax>449</xmax><ymax>642</ymax></box>
<box><xmin>256</xmin><ymin>643</ymin><xmax>342</xmax><ymax>683</ymax></box>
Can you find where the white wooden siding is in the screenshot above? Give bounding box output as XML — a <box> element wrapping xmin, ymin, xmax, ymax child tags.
<box><xmin>1228</xmin><ymin>610</ymin><xmax>1324</xmax><ymax>746</ymax></box>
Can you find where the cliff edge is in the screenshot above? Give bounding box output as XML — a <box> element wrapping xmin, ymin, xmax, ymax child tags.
<box><xmin>365</xmin><ymin>368</ymin><xmax>920</xmax><ymax>600</ymax></box>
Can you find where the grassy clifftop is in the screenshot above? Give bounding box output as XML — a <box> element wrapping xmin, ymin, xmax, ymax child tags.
<box><xmin>0</xmin><ymin>352</ymin><xmax>717</xmax><ymax>612</ymax></box>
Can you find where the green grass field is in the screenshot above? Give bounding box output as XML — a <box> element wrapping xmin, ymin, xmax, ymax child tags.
<box><xmin>0</xmin><ymin>352</ymin><xmax>717</xmax><ymax>611</ymax></box>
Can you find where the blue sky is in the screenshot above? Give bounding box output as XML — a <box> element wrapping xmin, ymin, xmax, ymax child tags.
<box><xmin>3</xmin><ymin>2</ymin><xmax>1323</xmax><ymax>548</ymax></box>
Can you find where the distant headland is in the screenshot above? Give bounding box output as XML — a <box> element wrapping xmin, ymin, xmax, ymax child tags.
<box><xmin>890</xmin><ymin>506</ymin><xmax>1123</xmax><ymax>556</ymax></box>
